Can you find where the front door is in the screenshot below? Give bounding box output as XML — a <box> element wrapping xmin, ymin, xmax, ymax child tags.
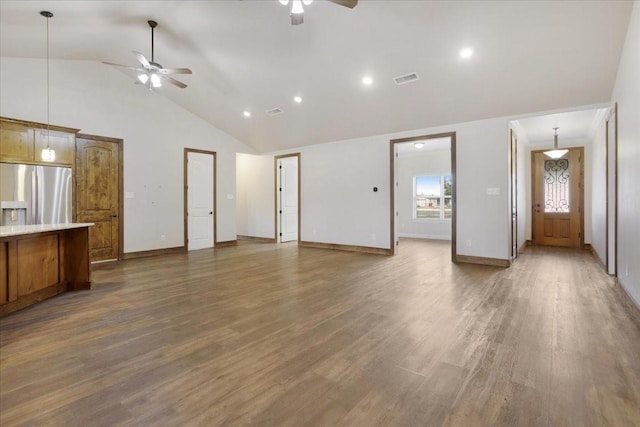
<box><xmin>186</xmin><ymin>150</ymin><xmax>215</xmax><ymax>251</ymax></box>
<box><xmin>76</xmin><ymin>135</ymin><xmax>120</xmax><ymax>261</ymax></box>
<box><xmin>532</xmin><ymin>147</ymin><xmax>583</xmax><ymax>248</ymax></box>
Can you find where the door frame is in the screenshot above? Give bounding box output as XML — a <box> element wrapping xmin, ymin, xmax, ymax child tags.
<box><xmin>389</xmin><ymin>132</ymin><xmax>457</xmax><ymax>260</ymax></box>
<box><xmin>530</xmin><ymin>146</ymin><xmax>584</xmax><ymax>248</ymax></box>
<box><xmin>605</xmin><ymin>103</ymin><xmax>618</xmax><ymax>275</ymax></box>
<box><xmin>274</xmin><ymin>153</ymin><xmax>301</xmax><ymax>243</ymax></box>
<box><xmin>509</xmin><ymin>128</ymin><xmax>518</xmax><ymax>260</ymax></box>
<box><xmin>183</xmin><ymin>148</ymin><xmax>217</xmax><ymax>249</ymax></box>
<box><xmin>75</xmin><ymin>133</ymin><xmax>124</xmax><ymax>261</ymax></box>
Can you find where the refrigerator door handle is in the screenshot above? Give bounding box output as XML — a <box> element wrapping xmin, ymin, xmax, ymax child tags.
<box><xmin>31</xmin><ymin>169</ymin><xmax>37</xmax><ymax>224</ymax></box>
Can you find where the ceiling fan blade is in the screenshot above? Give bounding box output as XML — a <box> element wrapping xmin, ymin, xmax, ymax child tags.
<box><xmin>162</xmin><ymin>75</ymin><xmax>188</xmax><ymax>89</ymax></box>
<box><xmin>102</xmin><ymin>61</ymin><xmax>145</xmax><ymax>72</ymax></box>
<box><xmin>132</xmin><ymin>50</ymin><xmax>151</xmax><ymax>68</ymax></box>
<box><xmin>159</xmin><ymin>67</ymin><xmax>192</xmax><ymax>75</ymax></box>
<box><xmin>328</xmin><ymin>0</ymin><xmax>358</xmax><ymax>8</ymax></box>
<box><xmin>291</xmin><ymin>13</ymin><xmax>304</xmax><ymax>25</ymax></box>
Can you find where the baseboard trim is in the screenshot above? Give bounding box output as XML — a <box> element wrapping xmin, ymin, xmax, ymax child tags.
<box><xmin>455</xmin><ymin>254</ymin><xmax>511</xmax><ymax>268</ymax></box>
<box><xmin>617</xmin><ymin>277</ymin><xmax>640</xmax><ymax>313</ymax></box>
<box><xmin>122</xmin><ymin>246</ymin><xmax>186</xmax><ymax>260</ymax></box>
<box><xmin>518</xmin><ymin>241</ymin><xmax>528</xmax><ymax>254</ymax></box>
<box><xmin>299</xmin><ymin>241</ymin><xmax>393</xmax><ymax>256</ymax></box>
<box><xmin>237</xmin><ymin>235</ymin><xmax>277</xmax><ymax>243</ymax></box>
<box><xmin>216</xmin><ymin>240</ymin><xmax>238</xmax><ymax>248</ymax></box>
<box><xmin>398</xmin><ymin>233</ymin><xmax>451</xmax><ymax>241</ymax></box>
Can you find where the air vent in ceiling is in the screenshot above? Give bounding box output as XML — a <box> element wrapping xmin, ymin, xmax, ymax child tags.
<box><xmin>393</xmin><ymin>72</ymin><xmax>419</xmax><ymax>85</ymax></box>
<box><xmin>265</xmin><ymin>107</ymin><xmax>283</xmax><ymax>116</ymax></box>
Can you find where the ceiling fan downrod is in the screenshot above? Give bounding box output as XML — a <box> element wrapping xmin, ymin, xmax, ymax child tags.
<box><xmin>148</xmin><ymin>20</ymin><xmax>157</xmax><ymax>63</ymax></box>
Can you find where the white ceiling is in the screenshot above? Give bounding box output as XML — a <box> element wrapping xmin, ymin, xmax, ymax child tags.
<box><xmin>0</xmin><ymin>1</ymin><xmax>632</xmax><ymax>153</ymax></box>
<box><xmin>513</xmin><ymin>108</ymin><xmax>609</xmax><ymax>146</ymax></box>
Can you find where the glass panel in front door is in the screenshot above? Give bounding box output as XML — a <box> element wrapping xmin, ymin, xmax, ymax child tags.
<box><xmin>544</xmin><ymin>158</ymin><xmax>570</xmax><ymax>213</ymax></box>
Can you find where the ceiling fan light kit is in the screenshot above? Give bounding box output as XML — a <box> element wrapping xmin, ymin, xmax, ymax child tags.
<box><xmin>102</xmin><ymin>19</ymin><xmax>192</xmax><ymax>90</ymax></box>
<box><xmin>280</xmin><ymin>0</ymin><xmax>357</xmax><ymax>25</ymax></box>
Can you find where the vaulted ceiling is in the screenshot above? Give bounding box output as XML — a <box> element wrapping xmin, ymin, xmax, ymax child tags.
<box><xmin>0</xmin><ymin>1</ymin><xmax>633</xmax><ymax>153</ymax></box>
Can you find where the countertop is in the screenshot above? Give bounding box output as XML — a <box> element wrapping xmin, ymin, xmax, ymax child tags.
<box><xmin>0</xmin><ymin>223</ymin><xmax>94</xmax><ymax>237</ymax></box>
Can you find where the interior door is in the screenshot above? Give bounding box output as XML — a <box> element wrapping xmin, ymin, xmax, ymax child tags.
<box><xmin>76</xmin><ymin>136</ymin><xmax>120</xmax><ymax>261</ymax></box>
<box><xmin>532</xmin><ymin>147</ymin><xmax>583</xmax><ymax>248</ymax></box>
<box><xmin>278</xmin><ymin>156</ymin><xmax>298</xmax><ymax>242</ymax></box>
<box><xmin>187</xmin><ymin>151</ymin><xmax>214</xmax><ymax>250</ymax></box>
<box><xmin>510</xmin><ymin>130</ymin><xmax>518</xmax><ymax>259</ymax></box>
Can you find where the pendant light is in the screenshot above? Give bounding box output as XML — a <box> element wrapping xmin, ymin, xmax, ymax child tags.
<box><xmin>40</xmin><ymin>11</ymin><xmax>55</xmax><ymax>162</ymax></box>
<box><xmin>543</xmin><ymin>127</ymin><xmax>568</xmax><ymax>159</ymax></box>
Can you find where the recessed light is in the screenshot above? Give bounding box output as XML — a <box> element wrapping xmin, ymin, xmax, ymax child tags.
<box><xmin>294</xmin><ymin>96</ymin><xmax>302</xmax><ymax>103</ymax></box>
<box><xmin>362</xmin><ymin>75</ymin><xmax>373</xmax><ymax>86</ymax></box>
<box><xmin>243</xmin><ymin>111</ymin><xmax>251</xmax><ymax>118</ymax></box>
<box><xmin>459</xmin><ymin>47</ymin><xmax>473</xmax><ymax>59</ymax></box>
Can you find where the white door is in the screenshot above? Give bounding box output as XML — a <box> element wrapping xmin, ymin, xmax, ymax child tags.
<box><xmin>187</xmin><ymin>151</ymin><xmax>214</xmax><ymax>250</ymax></box>
<box><xmin>278</xmin><ymin>156</ymin><xmax>298</xmax><ymax>242</ymax></box>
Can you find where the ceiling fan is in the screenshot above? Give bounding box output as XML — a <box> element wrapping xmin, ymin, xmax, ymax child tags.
<box><xmin>102</xmin><ymin>20</ymin><xmax>192</xmax><ymax>89</ymax></box>
<box><xmin>279</xmin><ymin>0</ymin><xmax>358</xmax><ymax>25</ymax></box>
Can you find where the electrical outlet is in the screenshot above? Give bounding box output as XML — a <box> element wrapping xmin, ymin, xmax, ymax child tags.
<box><xmin>161</xmin><ymin>235</ymin><xmax>166</xmax><ymax>241</ymax></box>
<box><xmin>466</xmin><ymin>239</ymin><xmax>472</xmax><ymax>247</ymax></box>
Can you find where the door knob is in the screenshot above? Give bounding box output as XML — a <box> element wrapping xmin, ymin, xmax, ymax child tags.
<box><xmin>209</xmin><ymin>211</ymin><xmax>213</xmax><ymax>215</ymax></box>
<box><xmin>112</xmin><ymin>214</ymin><xmax>118</xmax><ymax>218</ymax></box>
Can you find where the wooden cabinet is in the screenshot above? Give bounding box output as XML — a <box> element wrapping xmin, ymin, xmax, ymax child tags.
<box><xmin>0</xmin><ymin>117</ymin><xmax>79</xmax><ymax>166</ymax></box>
<box><xmin>0</xmin><ymin>225</ymin><xmax>93</xmax><ymax>316</ymax></box>
<box><xmin>0</xmin><ymin>123</ymin><xmax>34</xmax><ymax>163</ymax></box>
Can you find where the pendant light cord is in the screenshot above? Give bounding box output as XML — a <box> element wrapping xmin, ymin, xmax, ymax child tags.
<box><xmin>46</xmin><ymin>14</ymin><xmax>50</xmax><ymax>149</ymax></box>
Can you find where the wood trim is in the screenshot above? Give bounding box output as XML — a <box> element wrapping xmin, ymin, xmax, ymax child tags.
<box><xmin>215</xmin><ymin>240</ymin><xmax>237</xmax><ymax>248</ymax></box>
<box><xmin>237</xmin><ymin>235</ymin><xmax>277</xmax><ymax>243</ymax></box>
<box><xmin>184</xmin><ymin>148</ymin><xmax>217</xmax><ymax>250</ymax></box>
<box><xmin>0</xmin><ymin>116</ymin><xmax>80</xmax><ymax>134</ymax></box>
<box><xmin>76</xmin><ymin>133</ymin><xmax>124</xmax><ymax>261</ymax></box>
<box><xmin>122</xmin><ymin>246</ymin><xmax>186</xmax><ymax>260</ymax></box>
<box><xmin>605</xmin><ymin>109</ymin><xmax>610</xmax><ymax>269</ymax></box>
<box><xmin>455</xmin><ymin>254</ymin><xmax>511</xmax><ymax>268</ymax></box>
<box><xmin>390</xmin><ymin>132</ymin><xmax>457</xmax><ymax>261</ymax></box>
<box><xmin>299</xmin><ymin>240</ymin><xmax>393</xmax><ymax>256</ymax></box>
<box><xmin>614</xmin><ymin>102</ymin><xmax>619</xmax><ymax>276</ymax></box>
<box><xmin>274</xmin><ymin>153</ymin><xmax>301</xmax><ymax>243</ymax></box>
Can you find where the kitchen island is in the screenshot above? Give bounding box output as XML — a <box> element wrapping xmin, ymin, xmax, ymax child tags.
<box><xmin>0</xmin><ymin>223</ymin><xmax>93</xmax><ymax>316</ymax></box>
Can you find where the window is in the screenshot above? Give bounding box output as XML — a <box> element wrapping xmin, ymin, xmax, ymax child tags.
<box><xmin>414</xmin><ymin>175</ymin><xmax>452</xmax><ymax>219</ymax></box>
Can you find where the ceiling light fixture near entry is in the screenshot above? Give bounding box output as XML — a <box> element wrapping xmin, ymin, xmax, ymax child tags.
<box><xmin>243</xmin><ymin>111</ymin><xmax>251</xmax><ymax>118</ymax></box>
<box><xmin>293</xmin><ymin>96</ymin><xmax>302</xmax><ymax>104</ymax></box>
<box><xmin>414</xmin><ymin>142</ymin><xmax>425</xmax><ymax>149</ymax></box>
<box><xmin>544</xmin><ymin>127</ymin><xmax>568</xmax><ymax>159</ymax></box>
<box><xmin>362</xmin><ymin>75</ymin><xmax>373</xmax><ymax>86</ymax></box>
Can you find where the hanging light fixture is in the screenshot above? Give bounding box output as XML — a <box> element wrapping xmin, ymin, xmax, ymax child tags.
<box><xmin>279</xmin><ymin>0</ymin><xmax>313</xmax><ymax>25</ymax></box>
<box><xmin>40</xmin><ymin>11</ymin><xmax>55</xmax><ymax>162</ymax></box>
<box><xmin>544</xmin><ymin>127</ymin><xmax>568</xmax><ymax>159</ymax></box>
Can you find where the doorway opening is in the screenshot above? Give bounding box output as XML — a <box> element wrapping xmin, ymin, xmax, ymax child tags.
<box><xmin>184</xmin><ymin>148</ymin><xmax>216</xmax><ymax>251</ymax></box>
<box><xmin>275</xmin><ymin>153</ymin><xmax>300</xmax><ymax>243</ymax></box>
<box><xmin>390</xmin><ymin>132</ymin><xmax>457</xmax><ymax>261</ymax></box>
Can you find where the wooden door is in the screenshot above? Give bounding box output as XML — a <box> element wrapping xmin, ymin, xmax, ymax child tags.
<box><xmin>532</xmin><ymin>147</ymin><xmax>583</xmax><ymax>248</ymax></box>
<box><xmin>76</xmin><ymin>136</ymin><xmax>120</xmax><ymax>261</ymax></box>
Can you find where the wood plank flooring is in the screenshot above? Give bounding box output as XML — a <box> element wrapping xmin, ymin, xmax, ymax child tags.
<box><xmin>1</xmin><ymin>239</ymin><xmax>639</xmax><ymax>426</ymax></box>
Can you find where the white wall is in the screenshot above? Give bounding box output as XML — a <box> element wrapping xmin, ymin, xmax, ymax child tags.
<box><xmin>397</xmin><ymin>149</ymin><xmax>451</xmax><ymax>240</ymax></box>
<box><xmin>236</xmin><ymin>153</ymin><xmax>275</xmax><ymax>239</ymax></box>
<box><xmin>0</xmin><ymin>57</ymin><xmax>253</xmax><ymax>253</ymax></box>
<box><xmin>249</xmin><ymin>116</ymin><xmax>511</xmax><ymax>260</ymax></box>
<box><xmin>516</xmin><ymin>132</ymin><xmax>528</xmax><ymax>251</ymax></box>
<box><xmin>590</xmin><ymin>121</ymin><xmax>607</xmax><ymax>266</ymax></box>
<box><xmin>611</xmin><ymin>1</ymin><xmax>640</xmax><ymax>307</ymax></box>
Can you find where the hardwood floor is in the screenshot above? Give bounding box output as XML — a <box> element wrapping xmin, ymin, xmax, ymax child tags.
<box><xmin>1</xmin><ymin>239</ymin><xmax>639</xmax><ymax>426</ymax></box>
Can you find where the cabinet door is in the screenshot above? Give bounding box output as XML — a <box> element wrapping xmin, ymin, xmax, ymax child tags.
<box><xmin>35</xmin><ymin>130</ymin><xmax>75</xmax><ymax>165</ymax></box>
<box><xmin>0</xmin><ymin>123</ymin><xmax>34</xmax><ymax>163</ymax></box>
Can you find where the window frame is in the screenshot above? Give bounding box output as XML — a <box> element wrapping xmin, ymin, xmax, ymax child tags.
<box><xmin>413</xmin><ymin>174</ymin><xmax>452</xmax><ymax>221</ymax></box>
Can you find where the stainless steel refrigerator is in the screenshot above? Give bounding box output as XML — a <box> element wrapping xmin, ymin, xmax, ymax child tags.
<box><xmin>0</xmin><ymin>163</ymin><xmax>72</xmax><ymax>226</ymax></box>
